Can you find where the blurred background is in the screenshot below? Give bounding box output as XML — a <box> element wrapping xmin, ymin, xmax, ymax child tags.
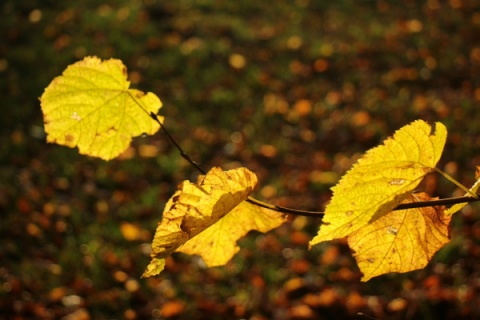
<box><xmin>2</xmin><ymin>0</ymin><xmax>480</xmax><ymax>319</ymax></box>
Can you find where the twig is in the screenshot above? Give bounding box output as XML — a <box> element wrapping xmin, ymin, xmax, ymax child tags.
<box><xmin>395</xmin><ymin>195</ymin><xmax>480</xmax><ymax>210</ymax></box>
<box><xmin>146</xmin><ymin>111</ymin><xmax>480</xmax><ymax>216</ymax></box>
<box><xmin>148</xmin><ymin>112</ymin><xmax>325</xmax><ymax>217</ymax></box>
<box><xmin>149</xmin><ymin>112</ymin><xmax>207</xmax><ymax>175</ymax></box>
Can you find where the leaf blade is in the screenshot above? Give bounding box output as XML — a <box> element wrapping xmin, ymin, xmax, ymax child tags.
<box><xmin>177</xmin><ymin>201</ymin><xmax>285</xmax><ymax>267</ymax></box>
<box><xmin>310</xmin><ymin>120</ymin><xmax>447</xmax><ymax>246</ymax></box>
<box><xmin>348</xmin><ymin>193</ymin><xmax>451</xmax><ymax>281</ymax></box>
<box><xmin>143</xmin><ymin>167</ymin><xmax>273</xmax><ymax>277</ymax></box>
<box><xmin>40</xmin><ymin>56</ymin><xmax>162</xmax><ymax>160</ymax></box>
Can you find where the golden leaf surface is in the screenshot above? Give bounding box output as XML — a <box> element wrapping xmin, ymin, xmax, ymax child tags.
<box><xmin>310</xmin><ymin>120</ymin><xmax>447</xmax><ymax>247</ymax></box>
<box><xmin>348</xmin><ymin>193</ymin><xmax>451</xmax><ymax>281</ymax></box>
<box><xmin>143</xmin><ymin>167</ymin><xmax>285</xmax><ymax>277</ymax></box>
<box><xmin>40</xmin><ymin>56</ymin><xmax>162</xmax><ymax>160</ymax></box>
<box><xmin>177</xmin><ymin>201</ymin><xmax>284</xmax><ymax>267</ymax></box>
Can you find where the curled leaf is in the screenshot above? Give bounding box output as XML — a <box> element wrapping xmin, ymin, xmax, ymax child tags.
<box><xmin>40</xmin><ymin>56</ymin><xmax>162</xmax><ymax>160</ymax></box>
<box><xmin>348</xmin><ymin>193</ymin><xmax>451</xmax><ymax>281</ymax></box>
<box><xmin>143</xmin><ymin>167</ymin><xmax>284</xmax><ymax>277</ymax></box>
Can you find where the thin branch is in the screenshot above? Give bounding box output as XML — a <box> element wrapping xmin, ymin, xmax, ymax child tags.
<box><xmin>395</xmin><ymin>194</ymin><xmax>480</xmax><ymax>210</ymax></box>
<box><xmin>148</xmin><ymin>112</ymin><xmax>326</xmax><ymax>217</ymax></box>
<box><xmin>245</xmin><ymin>196</ymin><xmax>325</xmax><ymax>217</ymax></box>
<box><xmin>146</xmin><ymin>111</ymin><xmax>480</xmax><ymax>217</ymax></box>
<box><xmin>149</xmin><ymin>112</ymin><xmax>207</xmax><ymax>175</ymax></box>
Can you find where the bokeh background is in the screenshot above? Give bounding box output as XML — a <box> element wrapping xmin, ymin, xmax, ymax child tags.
<box><xmin>3</xmin><ymin>0</ymin><xmax>480</xmax><ymax>319</ymax></box>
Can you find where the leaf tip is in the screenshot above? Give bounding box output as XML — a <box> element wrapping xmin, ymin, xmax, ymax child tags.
<box><xmin>142</xmin><ymin>258</ymin><xmax>166</xmax><ymax>278</ymax></box>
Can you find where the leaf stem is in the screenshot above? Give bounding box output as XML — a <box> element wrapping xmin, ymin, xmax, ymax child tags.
<box><xmin>434</xmin><ymin>167</ymin><xmax>479</xmax><ymax>198</ymax></box>
<box><xmin>149</xmin><ymin>112</ymin><xmax>207</xmax><ymax>175</ymax></box>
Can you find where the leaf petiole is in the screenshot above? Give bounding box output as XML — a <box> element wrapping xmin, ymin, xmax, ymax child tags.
<box><xmin>434</xmin><ymin>167</ymin><xmax>479</xmax><ymax>198</ymax></box>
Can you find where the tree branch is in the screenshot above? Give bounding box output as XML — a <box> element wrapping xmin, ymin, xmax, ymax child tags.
<box><xmin>148</xmin><ymin>112</ymin><xmax>326</xmax><ymax>216</ymax></box>
<box><xmin>148</xmin><ymin>111</ymin><xmax>480</xmax><ymax>217</ymax></box>
<box><xmin>395</xmin><ymin>195</ymin><xmax>480</xmax><ymax>210</ymax></box>
<box><xmin>150</xmin><ymin>112</ymin><xmax>207</xmax><ymax>175</ymax></box>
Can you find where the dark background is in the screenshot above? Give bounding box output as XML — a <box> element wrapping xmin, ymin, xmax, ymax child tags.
<box><xmin>2</xmin><ymin>0</ymin><xmax>480</xmax><ymax>319</ymax></box>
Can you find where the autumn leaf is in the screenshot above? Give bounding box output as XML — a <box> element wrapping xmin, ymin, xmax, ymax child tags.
<box><xmin>348</xmin><ymin>193</ymin><xmax>451</xmax><ymax>281</ymax></box>
<box><xmin>177</xmin><ymin>201</ymin><xmax>284</xmax><ymax>267</ymax></box>
<box><xmin>142</xmin><ymin>167</ymin><xmax>285</xmax><ymax>277</ymax></box>
<box><xmin>310</xmin><ymin>120</ymin><xmax>447</xmax><ymax>246</ymax></box>
<box><xmin>40</xmin><ymin>56</ymin><xmax>162</xmax><ymax>160</ymax></box>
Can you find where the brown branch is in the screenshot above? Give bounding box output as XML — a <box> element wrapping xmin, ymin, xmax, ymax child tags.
<box><xmin>148</xmin><ymin>111</ymin><xmax>480</xmax><ymax>217</ymax></box>
<box><xmin>148</xmin><ymin>112</ymin><xmax>326</xmax><ymax>217</ymax></box>
<box><xmin>394</xmin><ymin>195</ymin><xmax>480</xmax><ymax>210</ymax></box>
<box><xmin>149</xmin><ymin>112</ymin><xmax>207</xmax><ymax>175</ymax></box>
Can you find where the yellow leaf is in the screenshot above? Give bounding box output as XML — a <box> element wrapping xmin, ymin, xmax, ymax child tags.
<box><xmin>142</xmin><ymin>258</ymin><xmax>166</xmax><ymax>278</ymax></box>
<box><xmin>143</xmin><ymin>167</ymin><xmax>284</xmax><ymax>277</ymax></box>
<box><xmin>177</xmin><ymin>201</ymin><xmax>284</xmax><ymax>267</ymax></box>
<box><xmin>40</xmin><ymin>56</ymin><xmax>162</xmax><ymax>160</ymax></box>
<box><xmin>348</xmin><ymin>193</ymin><xmax>451</xmax><ymax>281</ymax></box>
<box><xmin>310</xmin><ymin>120</ymin><xmax>446</xmax><ymax>246</ymax></box>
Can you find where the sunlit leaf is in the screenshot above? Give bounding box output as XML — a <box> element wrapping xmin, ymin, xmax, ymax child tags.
<box><xmin>348</xmin><ymin>193</ymin><xmax>451</xmax><ymax>281</ymax></box>
<box><xmin>143</xmin><ymin>167</ymin><xmax>284</xmax><ymax>277</ymax></box>
<box><xmin>310</xmin><ymin>120</ymin><xmax>447</xmax><ymax>246</ymax></box>
<box><xmin>40</xmin><ymin>56</ymin><xmax>162</xmax><ymax>160</ymax></box>
<box><xmin>177</xmin><ymin>201</ymin><xmax>284</xmax><ymax>267</ymax></box>
<box><xmin>143</xmin><ymin>258</ymin><xmax>166</xmax><ymax>278</ymax></box>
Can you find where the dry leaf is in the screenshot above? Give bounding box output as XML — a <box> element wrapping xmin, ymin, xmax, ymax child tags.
<box><xmin>143</xmin><ymin>167</ymin><xmax>285</xmax><ymax>277</ymax></box>
<box><xmin>348</xmin><ymin>193</ymin><xmax>451</xmax><ymax>281</ymax></box>
<box><xmin>177</xmin><ymin>201</ymin><xmax>284</xmax><ymax>267</ymax></box>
